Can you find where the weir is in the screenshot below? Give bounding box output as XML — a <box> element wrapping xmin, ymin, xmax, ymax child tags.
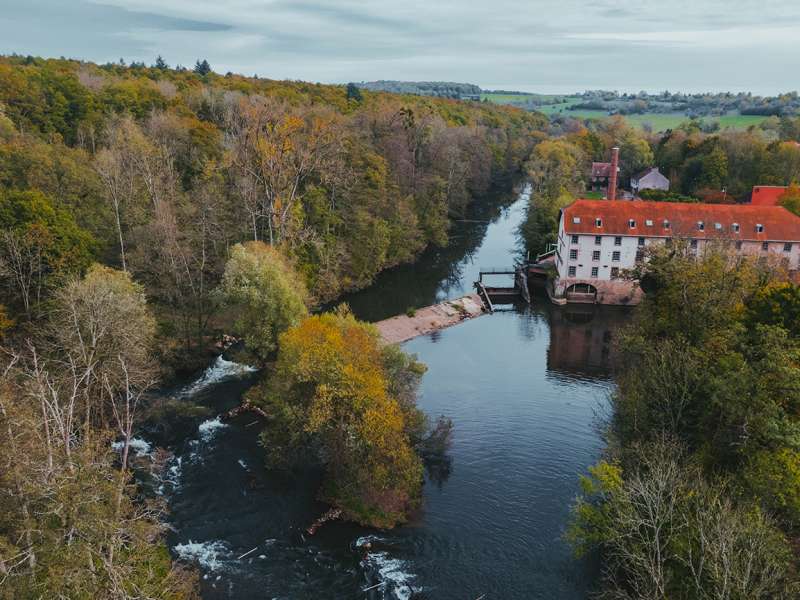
<box><xmin>475</xmin><ymin>264</ymin><xmax>533</xmax><ymax>308</ymax></box>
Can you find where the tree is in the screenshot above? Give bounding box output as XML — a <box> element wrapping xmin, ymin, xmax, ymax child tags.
<box><xmin>778</xmin><ymin>183</ymin><xmax>800</xmax><ymax>216</ymax></box>
<box><xmin>248</xmin><ymin>308</ymin><xmax>425</xmax><ymax>527</ymax></box>
<box><xmin>226</xmin><ymin>96</ymin><xmax>344</xmax><ymax>244</ymax></box>
<box><xmin>193</xmin><ymin>59</ymin><xmax>211</xmax><ymax>76</ymax></box>
<box><xmin>154</xmin><ymin>55</ymin><xmax>168</xmax><ymax>70</ymax></box>
<box><xmin>346</xmin><ymin>82</ymin><xmax>363</xmax><ymax>103</ymax></box>
<box><xmin>50</xmin><ymin>264</ymin><xmax>157</xmax><ymax>433</ymax></box>
<box><xmin>0</xmin><ymin>189</ymin><xmax>94</xmax><ymax>318</ymax></box>
<box><xmin>218</xmin><ymin>242</ymin><xmax>308</xmax><ymax>360</ymax></box>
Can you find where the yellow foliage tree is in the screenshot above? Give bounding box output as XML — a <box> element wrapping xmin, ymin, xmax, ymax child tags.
<box><xmin>249</xmin><ymin>308</ymin><xmax>424</xmax><ymax>527</ymax></box>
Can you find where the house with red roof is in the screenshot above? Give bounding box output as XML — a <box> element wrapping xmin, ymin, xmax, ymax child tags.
<box><xmin>751</xmin><ymin>185</ymin><xmax>787</xmax><ymax>206</ymax></box>
<box><xmin>551</xmin><ymin>199</ymin><xmax>800</xmax><ymax>305</ymax></box>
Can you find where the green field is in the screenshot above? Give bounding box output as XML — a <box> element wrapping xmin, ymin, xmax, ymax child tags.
<box><xmin>481</xmin><ymin>93</ymin><xmax>768</xmax><ymax>132</ymax></box>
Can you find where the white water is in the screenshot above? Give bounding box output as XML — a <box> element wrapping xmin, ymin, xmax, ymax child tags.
<box><xmin>356</xmin><ymin>535</ymin><xmax>419</xmax><ymax>600</ymax></box>
<box><xmin>198</xmin><ymin>417</ymin><xmax>228</xmax><ymax>441</ymax></box>
<box><xmin>173</xmin><ymin>540</ymin><xmax>231</xmax><ymax>572</ymax></box>
<box><xmin>157</xmin><ymin>455</ymin><xmax>183</xmax><ymax>495</ymax></box>
<box><xmin>178</xmin><ymin>356</ymin><xmax>256</xmax><ymax>398</ymax></box>
<box><xmin>111</xmin><ymin>437</ymin><xmax>152</xmax><ymax>457</ymax></box>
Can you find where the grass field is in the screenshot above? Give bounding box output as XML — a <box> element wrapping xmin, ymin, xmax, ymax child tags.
<box><xmin>481</xmin><ymin>93</ymin><xmax>769</xmax><ymax>132</ymax></box>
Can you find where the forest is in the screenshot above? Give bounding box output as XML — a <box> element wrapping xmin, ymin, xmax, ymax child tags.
<box><xmin>569</xmin><ymin>245</ymin><xmax>800</xmax><ymax>598</ymax></box>
<box><xmin>0</xmin><ymin>54</ymin><xmax>544</xmax><ymax>597</ymax></box>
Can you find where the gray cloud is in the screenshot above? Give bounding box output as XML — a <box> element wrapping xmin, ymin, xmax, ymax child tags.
<box><xmin>0</xmin><ymin>0</ymin><xmax>798</xmax><ymax>94</ymax></box>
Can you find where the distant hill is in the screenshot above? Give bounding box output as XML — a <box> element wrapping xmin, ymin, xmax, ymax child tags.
<box><xmin>356</xmin><ymin>80</ymin><xmax>482</xmax><ymax>99</ymax></box>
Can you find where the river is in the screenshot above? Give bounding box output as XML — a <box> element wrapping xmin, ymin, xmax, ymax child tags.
<box><xmin>148</xmin><ymin>184</ymin><xmax>630</xmax><ymax>599</ymax></box>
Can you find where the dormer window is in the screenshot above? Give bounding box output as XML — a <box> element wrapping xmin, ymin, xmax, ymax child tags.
<box><xmin>645</xmin><ymin>219</ymin><xmax>653</xmax><ymax>227</ymax></box>
<box><xmin>628</xmin><ymin>219</ymin><xmax>636</xmax><ymax>228</ymax></box>
<box><xmin>756</xmin><ymin>224</ymin><xmax>764</xmax><ymax>233</ymax></box>
<box><xmin>714</xmin><ymin>222</ymin><xmax>722</xmax><ymax>230</ymax></box>
<box><xmin>732</xmin><ymin>223</ymin><xmax>740</xmax><ymax>233</ymax></box>
<box><xmin>663</xmin><ymin>219</ymin><xmax>671</xmax><ymax>230</ymax></box>
<box><xmin>697</xmin><ymin>221</ymin><xmax>705</xmax><ymax>231</ymax></box>
<box><xmin>572</xmin><ymin>217</ymin><xmax>581</xmax><ymax>224</ymax></box>
<box><xmin>595</xmin><ymin>218</ymin><xmax>602</xmax><ymax>227</ymax></box>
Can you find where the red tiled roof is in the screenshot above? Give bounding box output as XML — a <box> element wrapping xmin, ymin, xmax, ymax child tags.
<box><xmin>591</xmin><ymin>162</ymin><xmax>611</xmax><ymax>178</ymax></box>
<box><xmin>562</xmin><ymin>199</ymin><xmax>800</xmax><ymax>242</ymax></box>
<box><xmin>751</xmin><ymin>186</ymin><xmax>787</xmax><ymax>206</ymax></box>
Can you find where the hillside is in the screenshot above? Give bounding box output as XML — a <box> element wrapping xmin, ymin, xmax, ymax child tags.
<box><xmin>0</xmin><ymin>55</ymin><xmax>547</xmax><ymax>356</ymax></box>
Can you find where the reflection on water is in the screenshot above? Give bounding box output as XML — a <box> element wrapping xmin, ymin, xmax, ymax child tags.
<box><xmin>159</xmin><ymin>184</ymin><xmax>631</xmax><ymax>599</ymax></box>
<box><xmin>547</xmin><ymin>305</ymin><xmax>630</xmax><ymax>378</ymax></box>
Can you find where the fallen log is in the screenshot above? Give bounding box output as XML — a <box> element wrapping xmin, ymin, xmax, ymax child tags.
<box><xmin>220</xmin><ymin>401</ymin><xmax>269</xmax><ymax>422</ymax></box>
<box><xmin>306</xmin><ymin>507</ymin><xmax>343</xmax><ymax>535</ymax></box>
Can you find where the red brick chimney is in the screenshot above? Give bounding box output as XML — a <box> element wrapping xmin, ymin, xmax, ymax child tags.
<box><xmin>608</xmin><ymin>147</ymin><xmax>619</xmax><ymax>201</ymax></box>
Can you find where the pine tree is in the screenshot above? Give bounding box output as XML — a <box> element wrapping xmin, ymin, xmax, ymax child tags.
<box><xmin>193</xmin><ymin>59</ymin><xmax>211</xmax><ymax>76</ymax></box>
<box><xmin>154</xmin><ymin>55</ymin><xmax>168</xmax><ymax>70</ymax></box>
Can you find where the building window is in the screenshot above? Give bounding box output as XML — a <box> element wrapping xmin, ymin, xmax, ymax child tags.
<box><xmin>691</xmin><ymin>239</ymin><xmax>698</xmax><ymax>249</ymax></box>
<box><xmin>645</xmin><ymin>219</ymin><xmax>653</xmax><ymax>227</ymax></box>
<box><xmin>610</xmin><ymin>267</ymin><xmax>620</xmax><ymax>278</ymax></box>
<box><xmin>736</xmin><ymin>241</ymin><xmax>743</xmax><ymax>250</ymax></box>
<box><xmin>595</xmin><ymin>235</ymin><xmax>602</xmax><ymax>245</ymax></box>
<box><xmin>595</xmin><ymin>218</ymin><xmax>602</xmax><ymax>227</ymax></box>
<box><xmin>756</xmin><ymin>224</ymin><xmax>764</xmax><ymax>233</ymax></box>
<box><xmin>614</xmin><ymin>236</ymin><xmax>622</xmax><ymax>246</ymax></box>
<box><xmin>592</xmin><ymin>250</ymin><xmax>601</xmax><ymax>261</ymax></box>
<box><xmin>697</xmin><ymin>221</ymin><xmax>705</xmax><ymax>231</ymax></box>
<box><xmin>762</xmin><ymin>242</ymin><xmax>769</xmax><ymax>251</ymax></box>
<box><xmin>591</xmin><ymin>267</ymin><xmax>599</xmax><ymax>278</ymax></box>
<box><xmin>638</xmin><ymin>237</ymin><xmax>645</xmax><ymax>247</ymax></box>
<box><xmin>784</xmin><ymin>242</ymin><xmax>792</xmax><ymax>252</ymax></box>
<box><xmin>612</xmin><ymin>251</ymin><xmax>621</xmax><ymax>261</ymax></box>
<box><xmin>568</xmin><ymin>266</ymin><xmax>576</xmax><ymax>277</ymax></box>
<box><xmin>628</xmin><ymin>219</ymin><xmax>636</xmax><ymax>228</ymax></box>
<box><xmin>571</xmin><ymin>235</ymin><xmax>579</xmax><ymax>244</ymax></box>
<box><xmin>636</xmin><ymin>250</ymin><xmax>644</xmax><ymax>262</ymax></box>
<box><xmin>569</xmin><ymin>249</ymin><xmax>578</xmax><ymax>260</ymax></box>
<box><xmin>666</xmin><ymin>238</ymin><xmax>673</xmax><ymax>247</ymax></box>
<box><xmin>572</xmin><ymin>217</ymin><xmax>581</xmax><ymax>224</ymax></box>
<box><xmin>663</xmin><ymin>219</ymin><xmax>671</xmax><ymax>230</ymax></box>
<box><xmin>732</xmin><ymin>223</ymin><xmax>740</xmax><ymax>233</ymax></box>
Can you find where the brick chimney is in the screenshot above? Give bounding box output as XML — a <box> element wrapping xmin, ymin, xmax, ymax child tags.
<box><xmin>608</xmin><ymin>147</ymin><xmax>619</xmax><ymax>201</ymax></box>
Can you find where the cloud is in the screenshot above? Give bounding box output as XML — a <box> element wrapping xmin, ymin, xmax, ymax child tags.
<box><xmin>1</xmin><ymin>0</ymin><xmax>799</xmax><ymax>94</ymax></box>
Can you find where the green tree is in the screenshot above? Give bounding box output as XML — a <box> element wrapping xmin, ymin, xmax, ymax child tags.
<box><xmin>218</xmin><ymin>242</ymin><xmax>308</xmax><ymax>361</ymax></box>
<box><xmin>0</xmin><ymin>189</ymin><xmax>95</xmax><ymax>317</ymax></box>
<box><xmin>346</xmin><ymin>82</ymin><xmax>363</xmax><ymax>103</ymax></box>
<box><xmin>193</xmin><ymin>59</ymin><xmax>211</xmax><ymax>76</ymax></box>
<box><xmin>778</xmin><ymin>183</ymin><xmax>800</xmax><ymax>216</ymax></box>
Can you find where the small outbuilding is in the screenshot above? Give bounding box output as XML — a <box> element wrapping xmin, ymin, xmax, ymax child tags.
<box><xmin>631</xmin><ymin>167</ymin><xmax>669</xmax><ymax>195</ymax></box>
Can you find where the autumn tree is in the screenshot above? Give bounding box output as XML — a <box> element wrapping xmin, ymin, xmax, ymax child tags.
<box><xmin>226</xmin><ymin>96</ymin><xmax>344</xmax><ymax>244</ymax></box>
<box><xmin>218</xmin><ymin>241</ymin><xmax>308</xmax><ymax>360</ymax></box>
<box><xmin>247</xmin><ymin>308</ymin><xmax>426</xmax><ymax>527</ymax></box>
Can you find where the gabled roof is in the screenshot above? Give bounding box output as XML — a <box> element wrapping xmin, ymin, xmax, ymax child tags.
<box><xmin>751</xmin><ymin>186</ymin><xmax>787</xmax><ymax>206</ymax></box>
<box><xmin>562</xmin><ymin>199</ymin><xmax>800</xmax><ymax>242</ymax></box>
<box><xmin>591</xmin><ymin>162</ymin><xmax>611</xmax><ymax>178</ymax></box>
<box><xmin>632</xmin><ymin>166</ymin><xmax>666</xmax><ymax>181</ymax></box>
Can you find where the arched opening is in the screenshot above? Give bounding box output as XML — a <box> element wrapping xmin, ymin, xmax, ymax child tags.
<box><xmin>565</xmin><ymin>283</ymin><xmax>598</xmax><ymax>303</ymax></box>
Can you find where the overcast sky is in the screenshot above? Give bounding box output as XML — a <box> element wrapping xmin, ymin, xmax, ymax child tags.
<box><xmin>1</xmin><ymin>0</ymin><xmax>798</xmax><ymax>94</ymax></box>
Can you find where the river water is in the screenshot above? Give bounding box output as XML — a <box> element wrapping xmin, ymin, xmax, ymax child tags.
<box><xmin>151</xmin><ymin>185</ymin><xmax>629</xmax><ymax>599</ymax></box>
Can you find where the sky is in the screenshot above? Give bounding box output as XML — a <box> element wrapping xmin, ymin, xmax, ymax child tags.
<box><xmin>1</xmin><ymin>0</ymin><xmax>798</xmax><ymax>95</ymax></box>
